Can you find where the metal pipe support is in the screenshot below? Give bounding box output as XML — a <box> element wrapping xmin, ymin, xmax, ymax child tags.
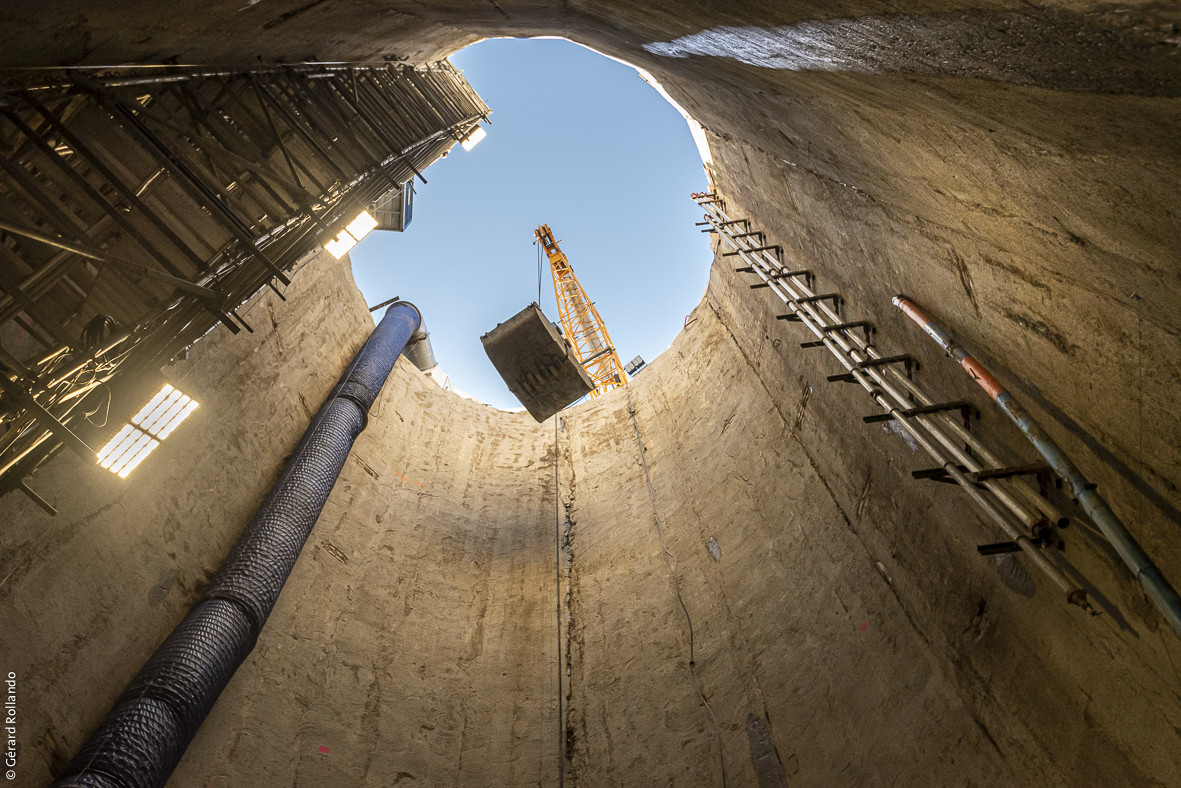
<box><xmin>893</xmin><ymin>295</ymin><xmax>1181</xmax><ymax>639</ymax></box>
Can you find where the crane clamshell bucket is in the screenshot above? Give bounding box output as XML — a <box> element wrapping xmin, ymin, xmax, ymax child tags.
<box><xmin>481</xmin><ymin>303</ymin><xmax>595</xmax><ymax>422</ymax></box>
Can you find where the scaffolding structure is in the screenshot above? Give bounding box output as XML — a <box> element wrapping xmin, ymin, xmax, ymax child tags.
<box><xmin>0</xmin><ymin>62</ymin><xmax>489</xmax><ymax>499</ymax></box>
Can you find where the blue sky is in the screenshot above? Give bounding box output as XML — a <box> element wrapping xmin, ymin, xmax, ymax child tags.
<box><xmin>349</xmin><ymin>38</ymin><xmax>712</xmax><ymax>410</ymax></box>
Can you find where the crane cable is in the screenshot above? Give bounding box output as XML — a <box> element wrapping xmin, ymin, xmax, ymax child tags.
<box><xmin>625</xmin><ymin>385</ymin><xmax>727</xmax><ymax>787</ymax></box>
<box><xmin>537</xmin><ymin>236</ymin><xmax>544</xmax><ymax>307</ymax></box>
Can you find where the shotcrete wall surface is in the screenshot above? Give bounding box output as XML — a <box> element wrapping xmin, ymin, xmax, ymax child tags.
<box><xmin>2</xmin><ymin>255</ymin><xmax>560</xmax><ymax>785</ymax></box>
<box><xmin>2</xmin><ymin>244</ymin><xmax>1178</xmax><ymax>786</ymax></box>
<box><xmin>2</xmin><ymin>1</ymin><xmax>1180</xmax><ymax>785</ymax></box>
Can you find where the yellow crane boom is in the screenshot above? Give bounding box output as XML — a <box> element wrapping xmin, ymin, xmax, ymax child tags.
<box><xmin>535</xmin><ymin>224</ymin><xmax>627</xmax><ymax>397</ymax></box>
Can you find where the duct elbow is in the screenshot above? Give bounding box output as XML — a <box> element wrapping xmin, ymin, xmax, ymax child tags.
<box><xmin>402</xmin><ymin>319</ymin><xmax>436</xmax><ymax>372</ymax></box>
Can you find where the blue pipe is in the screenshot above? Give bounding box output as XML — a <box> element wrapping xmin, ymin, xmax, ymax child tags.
<box><xmin>53</xmin><ymin>301</ymin><xmax>422</xmax><ymax>787</ymax></box>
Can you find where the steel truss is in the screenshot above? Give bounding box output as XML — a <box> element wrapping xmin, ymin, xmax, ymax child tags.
<box><xmin>535</xmin><ymin>224</ymin><xmax>627</xmax><ymax>397</ymax></box>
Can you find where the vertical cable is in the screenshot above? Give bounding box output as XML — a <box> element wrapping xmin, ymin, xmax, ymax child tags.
<box><xmin>555</xmin><ymin>413</ymin><xmax>565</xmax><ymax>787</ymax></box>
<box><xmin>624</xmin><ymin>385</ymin><xmax>726</xmax><ymax>786</ymax></box>
<box><xmin>1133</xmin><ymin>293</ymin><xmax>1143</xmax><ymax>529</ymax></box>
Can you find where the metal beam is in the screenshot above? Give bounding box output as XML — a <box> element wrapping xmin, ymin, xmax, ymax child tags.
<box><xmin>0</xmin><ymin>218</ymin><xmax>219</xmax><ymax>300</ymax></box>
<box><xmin>0</xmin><ymin>372</ymin><xmax>94</xmax><ymax>460</ymax></box>
<box><xmin>69</xmin><ymin>72</ymin><xmax>291</xmax><ymax>286</ymax></box>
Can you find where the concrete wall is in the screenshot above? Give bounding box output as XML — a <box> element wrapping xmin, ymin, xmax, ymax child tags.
<box><xmin>2</xmin><ymin>1</ymin><xmax>1179</xmax><ymax>785</ymax></box>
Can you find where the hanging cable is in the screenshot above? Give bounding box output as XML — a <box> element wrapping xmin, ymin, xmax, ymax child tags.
<box><xmin>84</xmin><ymin>384</ymin><xmax>112</xmax><ymax>427</ymax></box>
<box><xmin>554</xmin><ymin>414</ymin><xmax>565</xmax><ymax>787</ymax></box>
<box><xmin>624</xmin><ymin>385</ymin><xmax>726</xmax><ymax>787</ymax></box>
<box><xmin>537</xmin><ymin>237</ymin><xmax>544</xmax><ymax>308</ymax></box>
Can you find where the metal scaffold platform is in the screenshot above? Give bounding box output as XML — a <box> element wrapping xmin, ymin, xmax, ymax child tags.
<box><xmin>0</xmin><ymin>62</ymin><xmax>489</xmax><ymax>498</ymax></box>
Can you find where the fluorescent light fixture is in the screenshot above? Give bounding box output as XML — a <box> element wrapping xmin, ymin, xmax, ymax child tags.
<box><xmin>324</xmin><ymin>232</ymin><xmax>356</xmax><ymax>259</ymax></box>
<box><xmin>156</xmin><ymin>399</ymin><xmax>199</xmax><ymax>439</ymax></box>
<box><xmin>460</xmin><ymin>126</ymin><xmax>487</xmax><ymax>151</ymax></box>
<box><xmin>346</xmin><ymin>210</ymin><xmax>378</xmax><ymax>239</ymax></box>
<box><xmin>323</xmin><ymin>209</ymin><xmax>379</xmax><ymax>259</ymax></box>
<box><xmin>97</xmin><ymin>384</ymin><xmax>199</xmax><ymax>479</ymax></box>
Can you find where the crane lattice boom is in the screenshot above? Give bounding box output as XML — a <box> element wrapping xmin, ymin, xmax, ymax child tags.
<box><xmin>535</xmin><ymin>224</ymin><xmax>627</xmax><ymax>397</ymax></box>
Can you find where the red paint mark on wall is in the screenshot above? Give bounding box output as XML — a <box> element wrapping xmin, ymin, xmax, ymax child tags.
<box><xmin>396</xmin><ymin>471</ymin><xmax>425</xmax><ymax>488</ymax></box>
<box><xmin>859</xmin><ymin>620</ymin><xmax>868</xmax><ymax>633</ymax></box>
<box><xmin>318</xmin><ymin>745</ymin><xmax>330</xmax><ymax>754</ymax></box>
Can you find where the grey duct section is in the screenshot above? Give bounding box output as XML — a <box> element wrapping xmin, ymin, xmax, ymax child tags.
<box><xmin>51</xmin><ymin>301</ymin><xmax>423</xmax><ymax>788</ymax></box>
<box><xmin>402</xmin><ymin>319</ymin><xmax>436</xmax><ymax>372</ymax></box>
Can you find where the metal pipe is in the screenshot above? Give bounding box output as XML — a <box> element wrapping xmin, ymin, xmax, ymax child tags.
<box><xmin>402</xmin><ymin>319</ymin><xmax>436</xmax><ymax>372</ymax></box>
<box><xmin>893</xmin><ymin>295</ymin><xmax>1181</xmax><ymax>639</ymax></box>
<box><xmin>0</xmin><ymin>218</ymin><xmax>219</xmax><ymax>300</ymax></box>
<box><xmin>51</xmin><ymin>301</ymin><xmax>422</xmax><ymax>787</ymax></box>
<box><xmin>697</xmin><ymin>197</ymin><xmax>1090</xmax><ymax>609</ymax></box>
<box><xmin>703</xmin><ymin>200</ymin><xmax>1047</xmax><ymax>534</ymax></box>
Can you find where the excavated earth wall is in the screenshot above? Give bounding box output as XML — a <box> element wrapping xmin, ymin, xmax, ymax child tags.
<box><xmin>2</xmin><ymin>255</ymin><xmax>561</xmax><ymax>786</ymax></box>
<box><xmin>1</xmin><ymin>0</ymin><xmax>1180</xmax><ymax>785</ymax></box>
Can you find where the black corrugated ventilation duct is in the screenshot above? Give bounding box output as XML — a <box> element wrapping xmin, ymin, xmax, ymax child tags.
<box><xmin>52</xmin><ymin>301</ymin><xmax>423</xmax><ymax>788</ymax></box>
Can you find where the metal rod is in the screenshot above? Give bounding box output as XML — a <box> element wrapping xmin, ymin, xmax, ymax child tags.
<box><xmin>0</xmin><ymin>341</ymin><xmax>29</xmax><ymax>377</ymax></box>
<box><xmin>250</xmin><ymin>77</ymin><xmax>352</xmax><ymax>182</ymax></box>
<box><xmin>724</xmin><ymin>244</ymin><xmax>780</xmax><ymax>256</ymax></box>
<box><xmin>0</xmin><ymin>250</ymin><xmax>75</xmax><ymax>346</ymax></box>
<box><xmin>367</xmin><ymin>295</ymin><xmax>401</xmax><ymax>313</ymax></box>
<box><xmin>249</xmin><ymin>75</ymin><xmax>305</xmax><ymax>190</ymax></box>
<box><xmin>0</xmin><ymin>149</ymin><xmax>94</xmax><ymax>244</ymax></box>
<box><xmin>0</xmin><ymin>372</ymin><xmax>94</xmax><ymax>460</ymax></box>
<box><xmin>856</xmin><ymin>354</ymin><xmax>914</xmax><ymax>369</ymax></box>
<box><xmin>17</xmin><ymin>479</ymin><xmax>56</xmax><ymax>515</ymax></box>
<box><xmin>21</xmin><ymin>92</ymin><xmax>214</xmax><ymax>272</ymax></box>
<box><xmin>0</xmin><ymin>219</ymin><xmax>219</xmax><ymax>299</ymax></box>
<box><xmin>893</xmin><ymin>294</ymin><xmax>1181</xmax><ymax>638</ymax></box>
<box><xmin>0</xmin><ymin>107</ymin><xmax>196</xmax><ymax>282</ymax></box>
<box><xmin>70</xmin><ymin>73</ymin><xmax>291</xmax><ymax>286</ymax></box>
<box><xmin>695</xmin><ymin>195</ymin><xmax>1086</xmax><ymax>608</ymax></box>
<box><xmin>0</xmin><ymin>429</ymin><xmax>53</xmax><ymax>479</ymax></box>
<box><xmin>137</xmin><ymin>89</ymin><xmax>309</xmax><ymax>203</ymax></box>
<box><xmin>798</xmin><ymin>293</ymin><xmax>843</xmax><ymax>305</ymax></box>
